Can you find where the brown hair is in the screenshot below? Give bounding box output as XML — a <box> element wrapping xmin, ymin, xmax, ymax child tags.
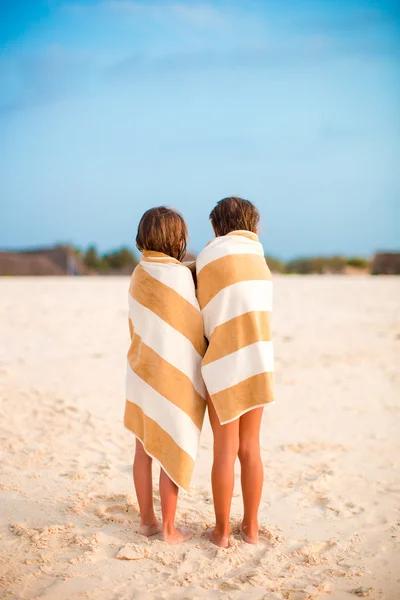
<box><xmin>209</xmin><ymin>196</ymin><xmax>260</xmax><ymax>236</ymax></box>
<box><xmin>136</xmin><ymin>206</ymin><xmax>188</xmax><ymax>261</ymax></box>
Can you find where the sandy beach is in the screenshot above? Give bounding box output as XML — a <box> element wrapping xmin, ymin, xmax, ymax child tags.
<box><xmin>0</xmin><ymin>276</ymin><xmax>399</xmax><ymax>600</ymax></box>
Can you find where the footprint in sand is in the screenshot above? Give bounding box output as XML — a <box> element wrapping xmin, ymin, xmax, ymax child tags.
<box><xmin>82</xmin><ymin>493</ymin><xmax>139</xmax><ymax>524</ymax></box>
<box><xmin>291</xmin><ymin>539</ymin><xmax>337</xmax><ymax>566</ymax></box>
<box><xmin>281</xmin><ymin>442</ymin><xmax>347</xmax><ymax>454</ymax></box>
<box><xmin>302</xmin><ymin>495</ymin><xmax>365</xmax><ymax>519</ymax></box>
<box><xmin>10</xmin><ymin>522</ymin><xmax>99</xmax><ymax>559</ymax></box>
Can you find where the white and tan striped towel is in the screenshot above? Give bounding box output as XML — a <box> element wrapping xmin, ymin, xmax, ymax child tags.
<box><xmin>196</xmin><ymin>231</ymin><xmax>274</xmax><ymax>424</ymax></box>
<box><xmin>124</xmin><ymin>250</ymin><xmax>207</xmax><ymax>492</ymax></box>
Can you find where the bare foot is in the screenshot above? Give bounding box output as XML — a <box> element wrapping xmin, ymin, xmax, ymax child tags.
<box><xmin>138</xmin><ymin>521</ymin><xmax>162</xmax><ymax>537</ymax></box>
<box><xmin>240</xmin><ymin>523</ymin><xmax>258</xmax><ymax>545</ymax></box>
<box><xmin>163</xmin><ymin>527</ymin><xmax>193</xmax><ymax>545</ymax></box>
<box><xmin>205</xmin><ymin>528</ymin><xmax>230</xmax><ymax>548</ymax></box>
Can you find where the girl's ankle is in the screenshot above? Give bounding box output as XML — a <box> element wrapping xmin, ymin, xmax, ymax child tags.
<box><xmin>163</xmin><ymin>522</ymin><xmax>176</xmax><ymax>535</ymax></box>
<box><xmin>140</xmin><ymin>515</ymin><xmax>158</xmax><ymax>527</ymax></box>
<box><xmin>241</xmin><ymin>519</ymin><xmax>258</xmax><ymax>534</ymax></box>
<box><xmin>215</xmin><ymin>523</ymin><xmax>230</xmax><ymax>537</ymax></box>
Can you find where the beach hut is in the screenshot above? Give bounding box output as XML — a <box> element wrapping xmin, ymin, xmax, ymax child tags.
<box><xmin>371</xmin><ymin>252</ymin><xmax>400</xmax><ymax>275</ymax></box>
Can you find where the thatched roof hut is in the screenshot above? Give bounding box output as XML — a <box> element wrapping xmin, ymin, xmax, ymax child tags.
<box><xmin>371</xmin><ymin>252</ymin><xmax>400</xmax><ymax>275</ymax></box>
<box><xmin>0</xmin><ymin>246</ymin><xmax>86</xmax><ymax>276</ymax></box>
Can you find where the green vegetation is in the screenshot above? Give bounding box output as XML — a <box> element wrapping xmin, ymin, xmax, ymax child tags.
<box><xmin>83</xmin><ymin>246</ymin><xmax>138</xmax><ymax>273</ymax></box>
<box><xmin>286</xmin><ymin>256</ymin><xmax>347</xmax><ymax>275</ymax></box>
<box><xmin>347</xmin><ymin>256</ymin><xmax>370</xmax><ymax>269</ymax></box>
<box><xmin>266</xmin><ymin>255</ymin><xmax>369</xmax><ymax>274</ymax></box>
<box><xmin>104</xmin><ymin>247</ymin><xmax>138</xmax><ymax>270</ymax></box>
<box><xmin>84</xmin><ymin>246</ymin><xmax>100</xmax><ymax>270</ymax></box>
<box><xmin>265</xmin><ymin>256</ymin><xmax>286</xmax><ymax>273</ymax></box>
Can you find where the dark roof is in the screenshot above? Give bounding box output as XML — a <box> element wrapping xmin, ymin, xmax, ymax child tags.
<box><xmin>0</xmin><ymin>246</ymin><xmax>86</xmax><ymax>276</ymax></box>
<box><xmin>371</xmin><ymin>252</ymin><xmax>400</xmax><ymax>275</ymax></box>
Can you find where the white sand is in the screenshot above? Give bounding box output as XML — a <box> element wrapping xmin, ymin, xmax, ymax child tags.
<box><xmin>0</xmin><ymin>276</ymin><xmax>399</xmax><ymax>600</ymax></box>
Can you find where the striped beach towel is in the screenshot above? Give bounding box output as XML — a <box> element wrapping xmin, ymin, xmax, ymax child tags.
<box><xmin>124</xmin><ymin>251</ymin><xmax>207</xmax><ymax>492</ymax></box>
<box><xmin>196</xmin><ymin>231</ymin><xmax>274</xmax><ymax>424</ymax></box>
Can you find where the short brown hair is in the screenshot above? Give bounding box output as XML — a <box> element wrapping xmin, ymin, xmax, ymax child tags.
<box><xmin>210</xmin><ymin>197</ymin><xmax>260</xmax><ymax>236</ymax></box>
<box><xmin>136</xmin><ymin>206</ymin><xmax>188</xmax><ymax>261</ymax></box>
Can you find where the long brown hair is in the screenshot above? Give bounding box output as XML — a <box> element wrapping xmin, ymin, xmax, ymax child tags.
<box><xmin>210</xmin><ymin>196</ymin><xmax>260</xmax><ymax>236</ymax></box>
<box><xmin>136</xmin><ymin>206</ymin><xmax>188</xmax><ymax>261</ymax></box>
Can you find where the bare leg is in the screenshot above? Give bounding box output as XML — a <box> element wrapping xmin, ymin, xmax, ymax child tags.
<box><xmin>238</xmin><ymin>407</ymin><xmax>264</xmax><ymax>544</ymax></box>
<box><xmin>159</xmin><ymin>469</ymin><xmax>193</xmax><ymax>545</ymax></box>
<box><xmin>133</xmin><ymin>439</ymin><xmax>161</xmax><ymax>536</ymax></box>
<box><xmin>207</xmin><ymin>397</ymin><xmax>240</xmax><ymax>548</ymax></box>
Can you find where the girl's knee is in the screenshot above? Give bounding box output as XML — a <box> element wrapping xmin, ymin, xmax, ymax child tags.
<box><xmin>214</xmin><ymin>441</ymin><xmax>239</xmax><ymax>461</ymax></box>
<box><xmin>238</xmin><ymin>442</ymin><xmax>260</xmax><ymax>463</ymax></box>
<box><xmin>214</xmin><ymin>450</ymin><xmax>238</xmax><ymax>463</ymax></box>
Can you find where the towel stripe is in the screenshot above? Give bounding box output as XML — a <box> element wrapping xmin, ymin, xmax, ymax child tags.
<box><xmin>211</xmin><ymin>372</ymin><xmax>275</xmax><ymax>425</ymax></box>
<box><xmin>129</xmin><ymin>296</ymin><xmax>205</xmax><ymax>397</ymax></box>
<box><xmin>196</xmin><ymin>233</ymin><xmax>264</xmax><ymax>275</ymax></box>
<box><xmin>124</xmin><ymin>400</ymin><xmax>193</xmax><ymax>491</ymax></box>
<box><xmin>128</xmin><ymin>330</ymin><xmax>205</xmax><ymax>429</ymax></box>
<box><xmin>126</xmin><ymin>366</ymin><xmax>199</xmax><ymax>460</ymax></box>
<box><xmin>202</xmin><ymin>311</ymin><xmax>272</xmax><ymax>366</ymax></box>
<box><xmin>131</xmin><ymin>265</ymin><xmax>206</xmax><ymax>357</ymax></box>
<box><xmin>140</xmin><ymin>261</ymin><xmax>199</xmax><ymax>308</ymax></box>
<box><xmin>197</xmin><ymin>253</ymin><xmax>272</xmax><ymax>308</ymax></box>
<box><xmin>202</xmin><ymin>279</ymin><xmax>273</xmax><ymax>339</ymax></box>
<box><xmin>226</xmin><ymin>231</ymin><xmax>259</xmax><ymax>240</ymax></box>
<box><xmin>202</xmin><ymin>341</ymin><xmax>274</xmax><ymax>395</ymax></box>
<box><xmin>141</xmin><ymin>250</ymin><xmax>180</xmax><ymax>264</ymax></box>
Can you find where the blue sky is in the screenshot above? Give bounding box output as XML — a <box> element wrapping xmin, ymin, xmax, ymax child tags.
<box><xmin>1</xmin><ymin>0</ymin><xmax>399</xmax><ymax>258</ymax></box>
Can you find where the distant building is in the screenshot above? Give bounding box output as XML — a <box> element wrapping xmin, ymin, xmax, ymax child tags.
<box><xmin>371</xmin><ymin>252</ymin><xmax>400</xmax><ymax>275</ymax></box>
<box><xmin>0</xmin><ymin>246</ymin><xmax>86</xmax><ymax>276</ymax></box>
